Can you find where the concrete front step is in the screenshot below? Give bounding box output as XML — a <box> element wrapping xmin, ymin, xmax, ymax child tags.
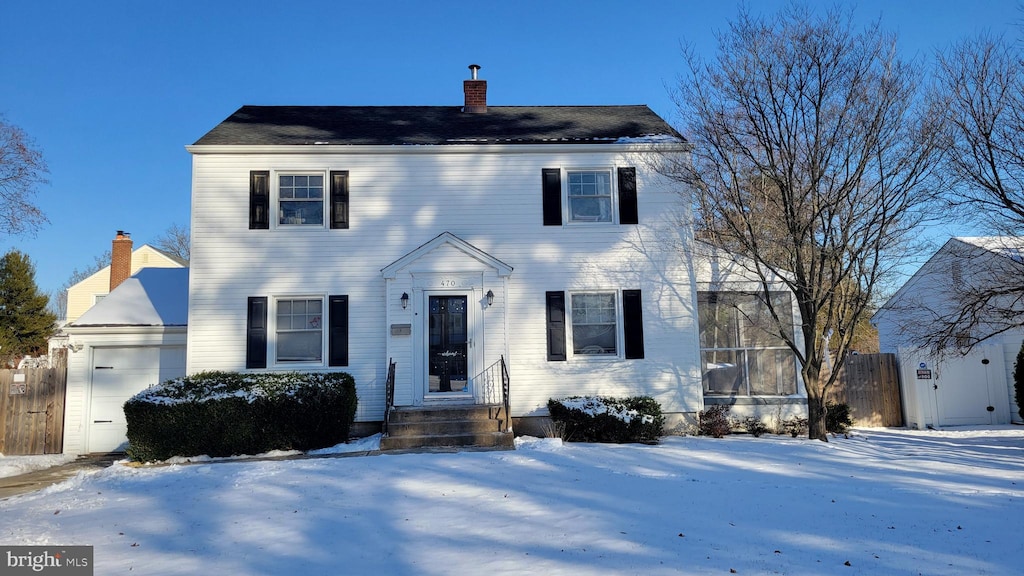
<box><xmin>381</xmin><ymin>405</ymin><xmax>513</xmax><ymax>451</ymax></box>
<box><xmin>380</xmin><ymin>431</ymin><xmax>515</xmax><ymax>451</ymax></box>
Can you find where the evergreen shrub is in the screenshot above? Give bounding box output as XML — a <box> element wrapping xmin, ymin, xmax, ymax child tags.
<box><xmin>547</xmin><ymin>395</ymin><xmax>664</xmax><ymax>444</ymax></box>
<box><xmin>124</xmin><ymin>371</ymin><xmax>357</xmax><ymax>462</ymax></box>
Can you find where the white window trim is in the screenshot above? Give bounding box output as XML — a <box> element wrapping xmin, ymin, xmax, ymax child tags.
<box><xmin>270</xmin><ymin>295</ymin><xmax>327</xmax><ymax>368</ymax></box>
<box><xmin>568</xmin><ymin>290</ymin><xmax>623</xmax><ymax>360</ymax></box>
<box><xmin>563</xmin><ymin>167</ymin><xmax>617</xmax><ymax>225</ymax></box>
<box><xmin>273</xmin><ymin>170</ymin><xmax>328</xmax><ymax>229</ymax></box>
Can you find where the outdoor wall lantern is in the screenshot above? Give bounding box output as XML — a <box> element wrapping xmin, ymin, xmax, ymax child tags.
<box><xmin>401</xmin><ymin>292</ymin><xmax>409</xmax><ymax>309</ymax></box>
<box><xmin>486</xmin><ymin>290</ymin><xmax>494</xmax><ymax>307</ymax></box>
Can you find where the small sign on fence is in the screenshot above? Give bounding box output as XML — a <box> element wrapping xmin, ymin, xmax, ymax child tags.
<box><xmin>10</xmin><ymin>373</ymin><xmax>26</xmax><ymax>395</ymax></box>
<box><xmin>916</xmin><ymin>369</ymin><xmax>932</xmax><ymax>380</ymax></box>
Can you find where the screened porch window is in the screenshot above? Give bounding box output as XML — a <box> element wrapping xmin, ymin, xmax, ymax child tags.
<box><xmin>698</xmin><ymin>291</ymin><xmax>797</xmax><ymax>396</ymax></box>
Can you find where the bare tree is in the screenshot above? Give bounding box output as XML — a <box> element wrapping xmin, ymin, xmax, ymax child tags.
<box><xmin>0</xmin><ymin>116</ymin><xmax>48</xmax><ymax>237</ymax></box>
<box><xmin>153</xmin><ymin>223</ymin><xmax>190</xmax><ymax>261</ymax></box>
<box><xmin>894</xmin><ymin>35</ymin><xmax>1024</xmax><ymax>355</ymax></box>
<box><xmin>668</xmin><ymin>5</ymin><xmax>943</xmax><ymax>440</ymax></box>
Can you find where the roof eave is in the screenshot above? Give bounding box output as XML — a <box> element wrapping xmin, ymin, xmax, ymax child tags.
<box><xmin>185</xmin><ymin>141</ymin><xmax>688</xmax><ymax>155</ymax></box>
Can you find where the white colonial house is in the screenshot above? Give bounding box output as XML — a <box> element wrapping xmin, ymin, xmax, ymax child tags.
<box><xmin>57</xmin><ymin>67</ymin><xmax>808</xmax><ymax>454</ymax></box>
<box><xmin>873</xmin><ymin>237</ymin><xmax>1024</xmax><ymax>428</ymax></box>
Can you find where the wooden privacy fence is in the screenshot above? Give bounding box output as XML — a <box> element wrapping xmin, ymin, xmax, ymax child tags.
<box><xmin>828</xmin><ymin>353</ymin><xmax>903</xmax><ymax>427</ymax></box>
<box><xmin>0</xmin><ymin>353</ymin><xmax>66</xmax><ymax>455</ymax></box>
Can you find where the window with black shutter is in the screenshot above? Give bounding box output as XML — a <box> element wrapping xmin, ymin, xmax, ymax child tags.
<box><xmin>618</xmin><ymin>167</ymin><xmax>638</xmax><ymax>225</ymax></box>
<box><xmin>622</xmin><ymin>289</ymin><xmax>645</xmax><ymax>359</ymax></box>
<box><xmin>542</xmin><ymin>169</ymin><xmax>562</xmax><ymax>226</ymax></box>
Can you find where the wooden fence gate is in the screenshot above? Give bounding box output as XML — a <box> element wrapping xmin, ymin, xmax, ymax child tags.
<box><xmin>0</xmin><ymin>353</ymin><xmax>67</xmax><ymax>455</ymax></box>
<box><xmin>828</xmin><ymin>353</ymin><xmax>903</xmax><ymax>427</ymax></box>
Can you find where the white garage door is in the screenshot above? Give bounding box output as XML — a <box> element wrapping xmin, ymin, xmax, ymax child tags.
<box><xmin>88</xmin><ymin>346</ymin><xmax>186</xmax><ymax>453</ymax></box>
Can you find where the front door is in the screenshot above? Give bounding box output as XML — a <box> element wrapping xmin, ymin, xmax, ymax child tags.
<box><xmin>428</xmin><ymin>295</ymin><xmax>469</xmax><ymax>395</ymax></box>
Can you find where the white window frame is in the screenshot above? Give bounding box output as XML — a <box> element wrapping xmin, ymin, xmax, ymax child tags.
<box><xmin>568</xmin><ymin>290</ymin><xmax>622</xmax><ymax>358</ymax></box>
<box><xmin>271</xmin><ymin>295</ymin><xmax>327</xmax><ymax>367</ymax></box>
<box><xmin>564</xmin><ymin>168</ymin><xmax>616</xmax><ymax>225</ymax></box>
<box><xmin>275</xmin><ymin>171</ymin><xmax>327</xmax><ymax>228</ymax></box>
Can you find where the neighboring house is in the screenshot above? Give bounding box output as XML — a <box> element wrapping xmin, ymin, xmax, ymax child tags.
<box><xmin>62</xmin><ymin>267</ymin><xmax>189</xmax><ymax>454</ymax></box>
<box><xmin>65</xmin><ymin>231</ymin><xmax>187</xmax><ymax>323</ymax></box>
<box><xmin>873</xmin><ymin>237</ymin><xmax>1024</xmax><ymax>428</ymax></box>
<box><xmin>183</xmin><ymin>66</ymin><xmax>808</xmax><ymax>438</ymax></box>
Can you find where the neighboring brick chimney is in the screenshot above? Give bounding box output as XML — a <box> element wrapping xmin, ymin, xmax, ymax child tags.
<box><xmin>463</xmin><ymin>64</ymin><xmax>487</xmax><ymax>113</ymax></box>
<box><xmin>110</xmin><ymin>230</ymin><xmax>133</xmax><ymax>291</ymax></box>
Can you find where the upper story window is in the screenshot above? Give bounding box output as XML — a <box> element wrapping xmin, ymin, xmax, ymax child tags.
<box><xmin>279</xmin><ymin>175</ymin><xmax>324</xmax><ymax>226</ymax></box>
<box><xmin>542</xmin><ymin>167</ymin><xmax>637</xmax><ymax>227</ymax></box>
<box><xmin>249</xmin><ymin>170</ymin><xmax>349</xmax><ymax>231</ymax></box>
<box><xmin>698</xmin><ymin>291</ymin><xmax>797</xmax><ymax>396</ymax></box>
<box><xmin>567</xmin><ymin>170</ymin><xmax>613</xmax><ymax>223</ymax></box>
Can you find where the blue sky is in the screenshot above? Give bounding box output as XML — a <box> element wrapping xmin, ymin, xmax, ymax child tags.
<box><xmin>1</xmin><ymin>0</ymin><xmax>1019</xmax><ymax>297</ymax></box>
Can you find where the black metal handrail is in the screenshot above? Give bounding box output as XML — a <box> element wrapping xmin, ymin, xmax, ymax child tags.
<box><xmin>500</xmin><ymin>355</ymin><xmax>511</xmax><ymax>433</ymax></box>
<box><xmin>471</xmin><ymin>356</ymin><xmax>512</xmax><ymax>433</ymax></box>
<box><xmin>383</xmin><ymin>358</ymin><xmax>396</xmax><ymax>436</ymax></box>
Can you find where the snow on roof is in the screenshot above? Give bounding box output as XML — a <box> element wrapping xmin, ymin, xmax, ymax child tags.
<box><xmin>71</xmin><ymin>267</ymin><xmax>188</xmax><ymax>327</ymax></box>
<box><xmin>957</xmin><ymin>236</ymin><xmax>1024</xmax><ymax>263</ymax></box>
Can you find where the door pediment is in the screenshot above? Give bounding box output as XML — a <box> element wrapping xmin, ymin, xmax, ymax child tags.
<box><xmin>381</xmin><ymin>232</ymin><xmax>513</xmax><ymax>279</ymax></box>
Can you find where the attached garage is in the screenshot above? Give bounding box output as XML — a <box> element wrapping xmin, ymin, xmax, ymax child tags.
<box><xmin>87</xmin><ymin>346</ymin><xmax>186</xmax><ymax>453</ymax></box>
<box><xmin>63</xmin><ymin>268</ymin><xmax>188</xmax><ymax>455</ymax></box>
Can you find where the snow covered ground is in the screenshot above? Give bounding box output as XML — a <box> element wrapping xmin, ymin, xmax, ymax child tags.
<box><xmin>2</xmin><ymin>427</ymin><xmax>1023</xmax><ymax>575</ymax></box>
<box><xmin>0</xmin><ymin>453</ymin><xmax>74</xmax><ymax>478</ymax></box>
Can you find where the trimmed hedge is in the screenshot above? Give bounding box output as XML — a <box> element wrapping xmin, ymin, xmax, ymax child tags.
<box><xmin>547</xmin><ymin>395</ymin><xmax>664</xmax><ymax>444</ymax></box>
<box><xmin>124</xmin><ymin>371</ymin><xmax>357</xmax><ymax>462</ymax></box>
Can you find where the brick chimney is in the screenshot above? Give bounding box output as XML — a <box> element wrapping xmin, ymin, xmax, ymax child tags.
<box><xmin>463</xmin><ymin>64</ymin><xmax>487</xmax><ymax>113</ymax></box>
<box><xmin>110</xmin><ymin>230</ymin><xmax>133</xmax><ymax>291</ymax></box>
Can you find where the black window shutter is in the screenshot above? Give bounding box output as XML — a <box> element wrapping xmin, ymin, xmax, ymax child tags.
<box><xmin>328</xmin><ymin>295</ymin><xmax>349</xmax><ymax>367</ymax></box>
<box><xmin>542</xmin><ymin>168</ymin><xmax>562</xmax><ymax>226</ymax></box>
<box><xmin>546</xmin><ymin>291</ymin><xmax>567</xmax><ymax>361</ymax></box>
<box><xmin>246</xmin><ymin>297</ymin><xmax>268</xmax><ymax>369</ymax></box>
<box><xmin>330</xmin><ymin>171</ymin><xmax>349</xmax><ymax>229</ymax></box>
<box><xmin>622</xmin><ymin>289</ymin><xmax>645</xmax><ymax>359</ymax></box>
<box><xmin>249</xmin><ymin>171</ymin><xmax>270</xmax><ymax>230</ymax></box>
<box><xmin>618</xmin><ymin>167</ymin><xmax>638</xmax><ymax>225</ymax></box>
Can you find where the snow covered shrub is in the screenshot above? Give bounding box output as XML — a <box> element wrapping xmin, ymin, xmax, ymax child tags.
<box><xmin>698</xmin><ymin>405</ymin><xmax>730</xmax><ymax>438</ymax></box>
<box><xmin>825</xmin><ymin>401</ymin><xmax>854</xmax><ymax>434</ymax></box>
<box><xmin>123</xmin><ymin>371</ymin><xmax>357</xmax><ymax>461</ymax></box>
<box><xmin>738</xmin><ymin>416</ymin><xmax>769</xmax><ymax>437</ymax></box>
<box><xmin>782</xmin><ymin>416</ymin><xmax>809</xmax><ymax>438</ymax></box>
<box><xmin>547</xmin><ymin>396</ymin><xmax>664</xmax><ymax>444</ymax></box>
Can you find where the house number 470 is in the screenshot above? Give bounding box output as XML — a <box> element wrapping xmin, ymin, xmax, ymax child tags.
<box><xmin>439</xmin><ymin>279</ymin><xmax>458</xmax><ymax>287</ymax></box>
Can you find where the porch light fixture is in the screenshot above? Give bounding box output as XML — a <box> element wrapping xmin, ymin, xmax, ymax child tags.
<box><xmin>401</xmin><ymin>292</ymin><xmax>409</xmax><ymax>309</ymax></box>
<box><xmin>486</xmin><ymin>290</ymin><xmax>494</xmax><ymax>307</ymax></box>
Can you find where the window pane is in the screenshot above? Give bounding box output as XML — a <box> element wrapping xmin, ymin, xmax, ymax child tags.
<box><xmin>701</xmin><ymin>350</ymin><xmax>744</xmax><ymax>395</ymax></box>
<box><xmin>571</xmin><ymin>293</ymin><xmax>617</xmax><ymax>355</ymax></box>
<box><xmin>747</xmin><ymin>349</ymin><xmax>797</xmax><ymax>395</ymax></box>
<box><xmin>279</xmin><ymin>201</ymin><xmax>324</xmax><ymax>225</ymax></box>
<box><xmin>570</xmin><ymin>197</ymin><xmax>611</xmax><ymax>222</ymax></box>
<box><xmin>277</xmin><ymin>331</ymin><xmax>322</xmax><ymax>362</ymax></box>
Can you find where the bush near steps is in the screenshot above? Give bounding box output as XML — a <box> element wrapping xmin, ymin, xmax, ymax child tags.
<box><xmin>124</xmin><ymin>371</ymin><xmax>357</xmax><ymax>462</ymax></box>
<box><xmin>548</xmin><ymin>395</ymin><xmax>664</xmax><ymax>444</ymax></box>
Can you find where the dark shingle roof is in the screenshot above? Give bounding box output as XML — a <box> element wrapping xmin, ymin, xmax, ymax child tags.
<box><xmin>193</xmin><ymin>105</ymin><xmax>683</xmax><ymax>146</ymax></box>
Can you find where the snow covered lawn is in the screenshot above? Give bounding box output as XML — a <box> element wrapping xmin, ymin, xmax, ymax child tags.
<box><xmin>0</xmin><ymin>453</ymin><xmax>74</xmax><ymax>479</ymax></box>
<box><xmin>2</xmin><ymin>428</ymin><xmax>1023</xmax><ymax>575</ymax></box>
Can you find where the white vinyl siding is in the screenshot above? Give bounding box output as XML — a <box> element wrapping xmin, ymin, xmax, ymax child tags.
<box><xmin>187</xmin><ymin>146</ymin><xmax>699</xmax><ymax>422</ymax></box>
